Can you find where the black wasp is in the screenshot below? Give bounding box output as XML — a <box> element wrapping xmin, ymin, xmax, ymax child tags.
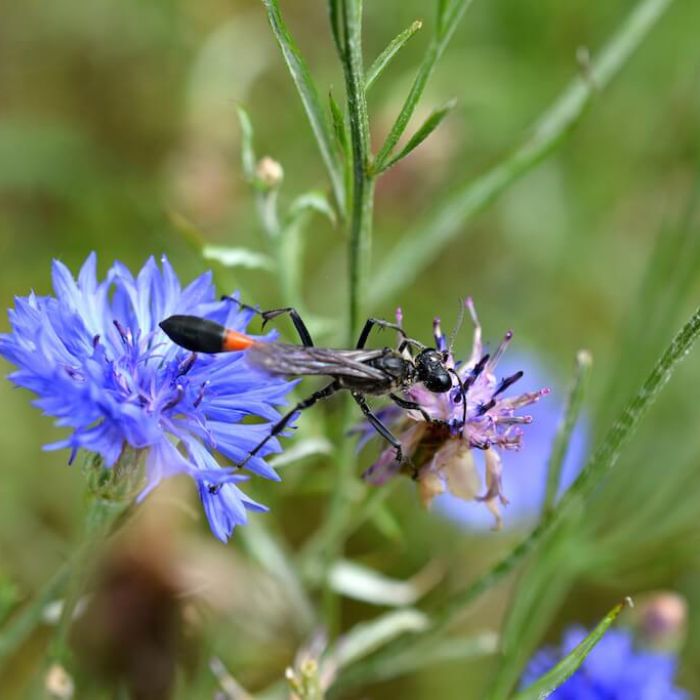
<box><xmin>159</xmin><ymin>303</ymin><xmax>467</xmax><ymax>471</ymax></box>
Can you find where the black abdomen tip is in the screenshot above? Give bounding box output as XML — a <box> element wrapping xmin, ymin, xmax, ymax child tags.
<box><xmin>159</xmin><ymin>315</ymin><xmax>226</xmax><ymax>353</ymax></box>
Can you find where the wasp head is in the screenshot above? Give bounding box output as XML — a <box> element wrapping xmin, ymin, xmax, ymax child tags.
<box><xmin>415</xmin><ymin>349</ymin><xmax>452</xmax><ymax>393</ymax></box>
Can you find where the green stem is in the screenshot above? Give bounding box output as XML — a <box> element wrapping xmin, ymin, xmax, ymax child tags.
<box><xmin>335</xmin><ymin>303</ymin><xmax>700</xmax><ymax>689</ymax></box>
<box><xmin>51</xmin><ymin>496</ymin><xmax>131</xmax><ymax>662</ymax></box>
<box><xmin>316</xmin><ymin>0</ymin><xmax>374</xmax><ymax>634</ymax></box>
<box><xmin>320</xmin><ymin>399</ymin><xmax>360</xmax><ymax>635</ymax></box>
<box><xmin>0</xmin><ymin>562</ymin><xmax>71</xmax><ymax>668</ymax></box>
<box><xmin>337</xmin><ymin>0</ymin><xmax>374</xmax><ymax>342</ymax></box>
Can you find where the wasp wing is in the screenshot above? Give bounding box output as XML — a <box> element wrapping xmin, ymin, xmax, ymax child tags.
<box><xmin>248</xmin><ymin>343</ymin><xmax>389</xmax><ymax>381</ymax></box>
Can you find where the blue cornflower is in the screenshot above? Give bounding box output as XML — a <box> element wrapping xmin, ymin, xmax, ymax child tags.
<box><xmin>0</xmin><ymin>253</ymin><xmax>295</xmax><ymax>541</ymax></box>
<box><xmin>521</xmin><ymin>625</ymin><xmax>690</xmax><ymax>699</ymax></box>
<box><xmin>434</xmin><ymin>353</ymin><xmax>588</xmax><ymax>530</ymax></box>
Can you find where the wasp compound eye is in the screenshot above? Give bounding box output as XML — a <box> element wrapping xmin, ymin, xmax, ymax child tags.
<box><xmin>424</xmin><ymin>369</ymin><xmax>452</xmax><ymax>393</ymax></box>
<box><xmin>415</xmin><ymin>349</ymin><xmax>452</xmax><ymax>393</ymax></box>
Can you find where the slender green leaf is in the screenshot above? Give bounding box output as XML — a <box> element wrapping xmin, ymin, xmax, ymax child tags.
<box><xmin>365</xmin><ymin>20</ymin><xmax>423</xmax><ymax>92</ymax></box>
<box><xmin>328</xmin><ymin>90</ymin><xmax>349</xmax><ymax>161</ymax></box>
<box><xmin>260</xmin><ymin>0</ymin><xmax>345</xmax><ymax>212</ymax></box>
<box><xmin>268</xmin><ymin>437</ymin><xmax>333</xmax><ymax>467</ymax></box>
<box><xmin>328</xmin><ymin>559</ymin><xmax>441</xmax><ymax>606</ymax></box>
<box><xmin>344</xmin><ymin>632</ymin><xmax>499</xmax><ymax>685</ymax></box>
<box><xmin>512</xmin><ymin>600</ymin><xmax>630</xmax><ymax>700</ymax></box>
<box><xmin>287</xmin><ymin>190</ymin><xmax>337</xmax><ymax>227</ymax></box>
<box><xmin>543</xmin><ymin>350</ymin><xmax>593</xmax><ymax>515</ymax></box>
<box><xmin>236</xmin><ymin>106</ymin><xmax>257</xmax><ymax>181</ymax></box>
<box><xmin>202</xmin><ymin>245</ymin><xmax>275</xmax><ymax>271</ymax></box>
<box><xmin>373</xmin><ymin>0</ymin><xmax>475</xmax><ymax>170</ymax></box>
<box><xmin>327</xmin><ymin>0</ymin><xmax>342</xmax><ymax>54</ymax></box>
<box><xmin>331</xmin><ymin>609</ymin><xmax>429</xmax><ymax>670</ymax></box>
<box><xmin>376</xmin><ymin>99</ymin><xmax>457</xmax><ymax>173</ymax></box>
<box><xmin>369</xmin><ymin>0</ymin><xmax>677</xmax><ymax>306</ymax></box>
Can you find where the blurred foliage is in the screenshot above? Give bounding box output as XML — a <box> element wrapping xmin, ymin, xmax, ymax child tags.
<box><xmin>1</xmin><ymin>0</ymin><xmax>700</xmax><ymax>698</ymax></box>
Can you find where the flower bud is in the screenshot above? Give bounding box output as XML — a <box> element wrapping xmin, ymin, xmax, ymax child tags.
<box><xmin>256</xmin><ymin>156</ymin><xmax>284</xmax><ymax>189</ymax></box>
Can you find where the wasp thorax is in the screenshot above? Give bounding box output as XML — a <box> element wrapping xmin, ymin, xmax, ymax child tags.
<box><xmin>415</xmin><ymin>349</ymin><xmax>452</xmax><ymax>393</ymax></box>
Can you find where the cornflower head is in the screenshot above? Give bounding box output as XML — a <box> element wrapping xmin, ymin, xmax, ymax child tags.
<box><xmin>362</xmin><ymin>299</ymin><xmax>549</xmax><ymax>528</ymax></box>
<box><xmin>0</xmin><ymin>253</ymin><xmax>295</xmax><ymax>542</ymax></box>
<box><xmin>435</xmin><ymin>353</ymin><xmax>588</xmax><ymax>530</ymax></box>
<box><xmin>520</xmin><ymin>625</ymin><xmax>690</xmax><ymax>699</ymax></box>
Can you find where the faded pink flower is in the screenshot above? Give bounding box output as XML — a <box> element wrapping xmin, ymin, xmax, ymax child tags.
<box><xmin>362</xmin><ymin>300</ymin><xmax>549</xmax><ymax>528</ymax></box>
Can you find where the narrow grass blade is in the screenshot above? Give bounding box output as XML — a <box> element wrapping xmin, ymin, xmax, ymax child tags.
<box><xmin>369</xmin><ymin>0</ymin><xmax>676</xmax><ymax>306</ymax></box>
<box><xmin>512</xmin><ymin>599</ymin><xmax>630</xmax><ymax>700</ymax></box>
<box><xmin>260</xmin><ymin>0</ymin><xmax>345</xmax><ymax>212</ymax></box>
<box><xmin>365</xmin><ymin>20</ymin><xmax>423</xmax><ymax>93</ymax></box>
<box><xmin>375</xmin><ymin>99</ymin><xmax>456</xmax><ymax>173</ymax></box>
<box><xmin>543</xmin><ymin>350</ymin><xmax>593</xmax><ymax>515</ymax></box>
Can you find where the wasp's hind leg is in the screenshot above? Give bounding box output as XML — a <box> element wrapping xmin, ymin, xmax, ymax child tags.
<box><xmin>221</xmin><ymin>297</ymin><xmax>314</xmax><ymax>347</ymax></box>
<box><xmin>259</xmin><ymin>307</ymin><xmax>314</xmax><ymax>347</ymax></box>
<box><xmin>235</xmin><ymin>380</ymin><xmax>341</xmax><ymax>472</ymax></box>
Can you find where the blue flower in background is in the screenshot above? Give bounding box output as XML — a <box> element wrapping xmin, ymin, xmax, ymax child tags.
<box><xmin>434</xmin><ymin>353</ymin><xmax>588</xmax><ymax>530</ymax></box>
<box><xmin>521</xmin><ymin>625</ymin><xmax>690</xmax><ymax>699</ymax></box>
<box><xmin>0</xmin><ymin>254</ymin><xmax>295</xmax><ymax>541</ymax></box>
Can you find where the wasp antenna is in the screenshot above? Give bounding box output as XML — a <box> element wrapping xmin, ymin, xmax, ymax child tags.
<box><xmin>448</xmin><ymin>367</ymin><xmax>467</xmax><ymax>428</ymax></box>
<box><xmin>447</xmin><ymin>299</ymin><xmax>466</xmax><ymax>356</ymax></box>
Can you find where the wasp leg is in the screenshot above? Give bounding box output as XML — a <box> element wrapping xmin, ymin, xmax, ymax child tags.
<box><xmin>352</xmin><ymin>392</ymin><xmax>404</xmax><ymax>464</ymax></box>
<box><xmin>389</xmin><ymin>393</ymin><xmax>433</xmax><ymax>424</ymax></box>
<box><xmin>356</xmin><ymin>318</ymin><xmax>420</xmax><ymax>350</ymax></box>
<box><xmin>260</xmin><ymin>307</ymin><xmax>314</xmax><ymax>347</ymax></box>
<box><xmin>221</xmin><ymin>298</ymin><xmax>315</xmax><ymax>348</ymax></box>
<box><xmin>397</xmin><ymin>337</ymin><xmax>428</xmax><ymax>354</ymax></box>
<box><xmin>236</xmin><ymin>380</ymin><xmax>340</xmax><ymax>471</ymax></box>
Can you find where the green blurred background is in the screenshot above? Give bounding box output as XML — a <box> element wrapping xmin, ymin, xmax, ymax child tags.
<box><xmin>1</xmin><ymin>0</ymin><xmax>700</xmax><ymax>697</ymax></box>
